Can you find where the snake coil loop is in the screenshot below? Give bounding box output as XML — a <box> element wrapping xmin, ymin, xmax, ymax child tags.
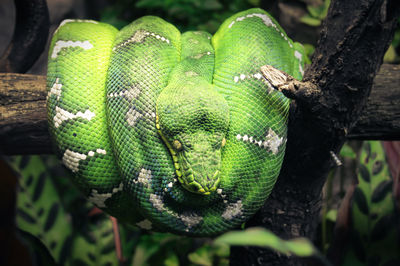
<box><xmin>47</xmin><ymin>8</ymin><xmax>304</xmax><ymax>236</ymax></box>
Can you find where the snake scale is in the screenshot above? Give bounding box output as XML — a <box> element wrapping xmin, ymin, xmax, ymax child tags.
<box><xmin>46</xmin><ymin>8</ymin><xmax>304</xmax><ymax>236</ymax></box>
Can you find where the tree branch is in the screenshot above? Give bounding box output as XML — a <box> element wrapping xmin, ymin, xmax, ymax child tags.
<box><xmin>349</xmin><ymin>64</ymin><xmax>400</xmax><ymax>140</ymax></box>
<box><xmin>0</xmin><ymin>0</ymin><xmax>49</xmax><ymax>73</ymax></box>
<box><xmin>0</xmin><ymin>1</ymin><xmax>399</xmax><ymax>265</ymax></box>
<box><xmin>0</xmin><ymin>73</ymin><xmax>49</xmax><ymax>155</ymax></box>
<box><xmin>1</xmin><ymin>62</ymin><xmax>399</xmax><ymax>155</ymax></box>
<box><xmin>230</xmin><ymin>0</ymin><xmax>400</xmax><ymax>265</ymax></box>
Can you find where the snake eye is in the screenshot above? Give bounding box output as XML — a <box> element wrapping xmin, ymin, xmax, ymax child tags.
<box><xmin>173</xmin><ymin>140</ymin><xmax>182</xmax><ymax>151</ymax></box>
<box><xmin>221</xmin><ymin>137</ymin><xmax>226</xmax><ymax>147</ymax></box>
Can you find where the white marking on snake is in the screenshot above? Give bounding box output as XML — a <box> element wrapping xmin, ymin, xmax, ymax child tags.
<box><xmin>189</xmin><ymin>38</ymin><xmax>199</xmax><ymax>44</ymax></box>
<box><xmin>62</xmin><ymin>149</ymin><xmax>86</xmax><ymax>172</ymax></box>
<box><xmin>233</xmin><ymin>72</ymin><xmax>263</xmax><ymax>83</ymax></box>
<box><xmin>47</xmin><ymin>78</ymin><xmax>62</xmax><ymax>101</ymax></box>
<box><xmin>96</xmin><ymin>149</ymin><xmax>106</xmax><ymax>154</ymax></box>
<box><xmin>180</xmin><ymin>213</ymin><xmax>203</xmax><ymax>230</ymax></box>
<box><xmin>228</xmin><ymin>13</ymin><xmax>293</xmax><ymax>48</ymax></box>
<box><xmin>59</xmin><ymin>19</ymin><xmax>98</xmax><ymax>27</ymax></box>
<box><xmin>88</xmin><ymin>149</ymin><xmax>106</xmax><ymax>157</ymax></box>
<box><xmin>216</xmin><ymin>188</ymin><xmax>227</xmax><ymax>199</ymax></box>
<box><xmin>51</xmin><ymin>40</ymin><xmax>93</xmax><ymax>59</ymax></box>
<box><xmin>229</xmin><ymin>13</ymin><xmax>273</xmax><ymax>28</ymax></box>
<box><xmin>62</xmin><ymin>148</ymin><xmax>107</xmax><ymax>172</ymax></box>
<box><xmin>264</xmin><ymin>128</ymin><xmax>283</xmax><ymax>155</ymax></box>
<box><xmin>234</xmin><ymin>71</ymin><xmax>273</xmax><ymax>93</ymax></box>
<box><xmin>191</xmin><ymin>51</ymin><xmax>211</xmax><ymax>59</ymax></box>
<box><xmin>236</xmin><ymin>128</ymin><xmax>283</xmax><ymax>154</ymax></box>
<box><xmin>126</xmin><ymin>108</ymin><xmax>142</xmax><ymax>127</ymax></box>
<box><xmin>185</xmin><ymin>71</ymin><xmax>198</xmax><ymax>77</ymax></box>
<box><xmin>54</xmin><ymin>106</ymin><xmax>95</xmax><ymax>128</ymax></box>
<box><xmin>137</xmin><ymin>168</ymin><xmax>152</xmax><ymax>187</ymax></box>
<box><xmin>87</xmin><ymin>182</ymin><xmax>124</xmax><ymax>208</ymax></box>
<box><xmin>54</xmin><ymin>19</ymin><xmax>98</xmax><ymax>34</ymax></box>
<box><xmin>149</xmin><ymin>194</ymin><xmax>165</xmax><ymax>212</ymax></box>
<box><xmin>294</xmin><ymin>50</ymin><xmax>304</xmax><ymax>76</ymax></box>
<box><xmin>149</xmin><ymin>194</ymin><xmax>203</xmax><ymax>230</ymax></box>
<box><xmin>136</xmin><ymin>219</ymin><xmax>152</xmax><ymax>230</ymax></box>
<box><xmin>113</xmin><ymin>30</ymin><xmax>170</xmax><ymax>51</ymax></box>
<box><xmin>222</xmin><ymin>200</ymin><xmax>243</xmax><ymax>220</ymax></box>
<box><xmin>108</xmin><ymin>84</ymin><xmax>141</xmax><ymax>100</ymax></box>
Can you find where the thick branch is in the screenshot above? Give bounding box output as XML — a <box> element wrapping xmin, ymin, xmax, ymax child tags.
<box><xmin>0</xmin><ymin>73</ymin><xmax>49</xmax><ymax>154</ymax></box>
<box><xmin>349</xmin><ymin>64</ymin><xmax>400</xmax><ymax>140</ymax></box>
<box><xmin>0</xmin><ymin>0</ymin><xmax>49</xmax><ymax>73</ymax></box>
<box><xmin>231</xmin><ymin>0</ymin><xmax>400</xmax><ymax>265</ymax></box>
<box><xmin>1</xmin><ymin>62</ymin><xmax>399</xmax><ymax>155</ymax></box>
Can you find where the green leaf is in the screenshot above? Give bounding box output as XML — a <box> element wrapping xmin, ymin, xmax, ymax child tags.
<box><xmin>371</xmin><ymin>180</ymin><xmax>392</xmax><ymax>203</ymax></box>
<box><xmin>17</xmin><ymin>229</ymin><xmax>57</xmax><ymax>266</ymax></box>
<box><xmin>300</xmin><ymin>15</ymin><xmax>321</xmax><ymax>26</ymax></box>
<box><xmin>214</xmin><ymin>227</ymin><xmax>318</xmax><ymax>257</ymax></box>
<box><xmin>358</xmin><ymin>164</ymin><xmax>371</xmax><ymax>182</ymax></box>
<box><xmin>9</xmin><ymin>155</ymin><xmax>122</xmax><ymax>265</ymax></box>
<box><xmin>370</xmin><ymin>214</ymin><xmax>395</xmax><ymax>242</ymax></box>
<box><xmin>340</xmin><ymin>144</ymin><xmax>357</xmax><ymax>159</ymax></box>
<box><xmin>188</xmin><ymin>245</ymin><xmax>213</xmax><ymax>266</ymax></box>
<box><xmin>342</xmin><ymin>141</ymin><xmax>400</xmax><ymax>265</ymax></box>
<box><xmin>164</xmin><ymin>252</ymin><xmax>179</xmax><ymax>266</ymax></box>
<box><xmin>383</xmin><ymin>45</ymin><xmax>397</xmax><ymax>63</ymax></box>
<box><xmin>307</xmin><ymin>0</ymin><xmax>331</xmax><ymax>19</ymax></box>
<box><xmin>325</xmin><ymin>209</ymin><xmax>337</xmax><ymax>222</ymax></box>
<box><xmin>302</xmin><ymin>44</ymin><xmax>315</xmax><ymax>64</ymax></box>
<box><xmin>353</xmin><ymin>187</ymin><xmax>369</xmax><ymax>215</ymax></box>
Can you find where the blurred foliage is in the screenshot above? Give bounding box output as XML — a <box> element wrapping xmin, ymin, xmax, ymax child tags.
<box><xmin>383</xmin><ymin>18</ymin><xmax>400</xmax><ymax>63</ymax></box>
<box><xmin>300</xmin><ymin>2</ymin><xmax>400</xmax><ymax>63</ymax></box>
<box><xmin>5</xmin><ymin>1</ymin><xmax>400</xmax><ymax>265</ymax></box>
<box><xmin>100</xmin><ymin>0</ymin><xmax>259</xmax><ymax>33</ymax></box>
<box><xmin>214</xmin><ymin>228</ymin><xmax>322</xmax><ymax>259</ymax></box>
<box><xmin>300</xmin><ymin>0</ymin><xmax>330</xmax><ymax>27</ymax></box>
<box><xmin>8</xmin><ymin>154</ymin><xmax>320</xmax><ymax>265</ymax></box>
<box><xmin>342</xmin><ymin>142</ymin><xmax>400</xmax><ymax>265</ymax></box>
<box><xmin>8</xmin><ymin>156</ymin><xmax>125</xmax><ymax>265</ymax></box>
<box><xmin>326</xmin><ymin>142</ymin><xmax>400</xmax><ymax>265</ymax></box>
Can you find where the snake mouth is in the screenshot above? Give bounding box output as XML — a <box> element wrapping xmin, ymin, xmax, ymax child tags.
<box><xmin>172</xmin><ymin>148</ymin><xmax>222</xmax><ymax>195</ymax></box>
<box><xmin>177</xmin><ymin>168</ymin><xmax>221</xmax><ymax>195</ymax></box>
<box><xmin>155</xmin><ymin>115</ymin><xmax>223</xmax><ymax>195</ymax></box>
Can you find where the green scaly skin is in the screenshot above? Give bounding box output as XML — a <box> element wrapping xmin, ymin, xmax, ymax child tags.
<box><xmin>46</xmin><ymin>9</ymin><xmax>304</xmax><ymax>236</ymax></box>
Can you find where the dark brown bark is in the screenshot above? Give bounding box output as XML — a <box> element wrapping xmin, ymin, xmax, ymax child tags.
<box><xmin>0</xmin><ymin>0</ymin><xmax>49</xmax><ymax>73</ymax></box>
<box><xmin>0</xmin><ymin>73</ymin><xmax>49</xmax><ymax>155</ymax></box>
<box><xmin>230</xmin><ymin>0</ymin><xmax>400</xmax><ymax>265</ymax></box>
<box><xmin>1</xmin><ymin>61</ymin><xmax>399</xmax><ymax>155</ymax></box>
<box><xmin>0</xmin><ymin>1</ymin><xmax>399</xmax><ymax>265</ymax></box>
<box><xmin>349</xmin><ymin>64</ymin><xmax>400</xmax><ymax>140</ymax></box>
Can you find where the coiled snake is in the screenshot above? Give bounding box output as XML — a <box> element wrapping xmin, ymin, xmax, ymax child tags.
<box><xmin>46</xmin><ymin>8</ymin><xmax>304</xmax><ymax>236</ymax></box>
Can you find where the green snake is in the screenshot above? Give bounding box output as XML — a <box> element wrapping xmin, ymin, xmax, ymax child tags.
<box><xmin>46</xmin><ymin>8</ymin><xmax>304</xmax><ymax>236</ymax></box>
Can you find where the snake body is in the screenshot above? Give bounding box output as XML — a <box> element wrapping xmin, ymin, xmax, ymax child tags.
<box><xmin>47</xmin><ymin>9</ymin><xmax>304</xmax><ymax>236</ymax></box>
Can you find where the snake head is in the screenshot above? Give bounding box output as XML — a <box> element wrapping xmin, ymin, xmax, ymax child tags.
<box><xmin>156</xmin><ymin>82</ymin><xmax>229</xmax><ymax>195</ymax></box>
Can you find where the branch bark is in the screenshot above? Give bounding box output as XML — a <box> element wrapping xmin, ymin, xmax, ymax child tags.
<box><xmin>1</xmin><ymin>62</ymin><xmax>399</xmax><ymax>155</ymax></box>
<box><xmin>0</xmin><ymin>73</ymin><xmax>48</xmax><ymax>155</ymax></box>
<box><xmin>230</xmin><ymin>0</ymin><xmax>400</xmax><ymax>265</ymax></box>
<box><xmin>0</xmin><ymin>1</ymin><xmax>399</xmax><ymax>265</ymax></box>
<box><xmin>0</xmin><ymin>0</ymin><xmax>49</xmax><ymax>73</ymax></box>
<box><xmin>349</xmin><ymin>64</ymin><xmax>400</xmax><ymax>140</ymax></box>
